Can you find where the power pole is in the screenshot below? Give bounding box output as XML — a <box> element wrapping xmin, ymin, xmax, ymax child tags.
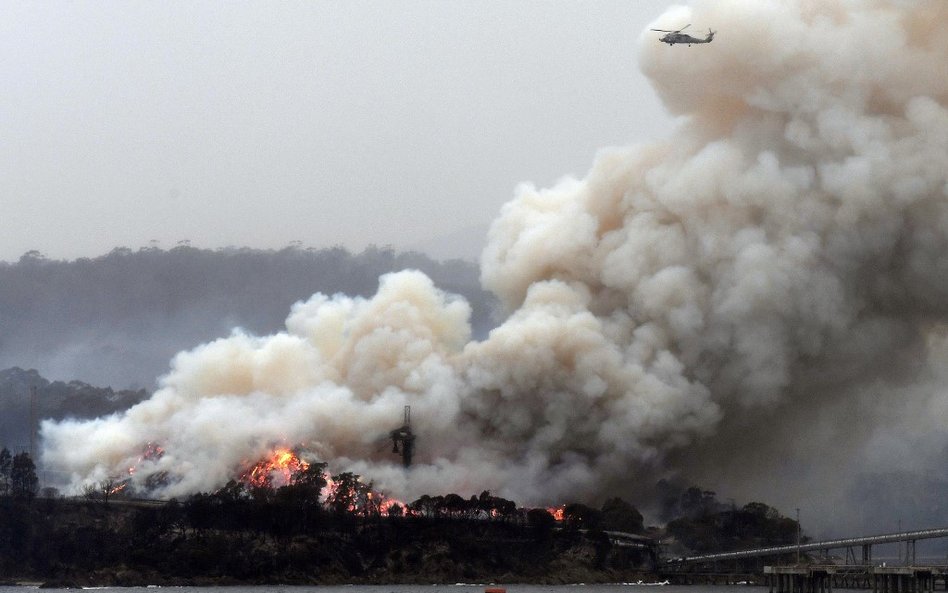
<box><xmin>29</xmin><ymin>385</ymin><xmax>37</xmax><ymax>460</ymax></box>
<box><xmin>796</xmin><ymin>508</ymin><xmax>801</xmax><ymax>564</ymax></box>
<box><xmin>898</xmin><ymin>519</ymin><xmax>902</xmax><ymax>564</ymax></box>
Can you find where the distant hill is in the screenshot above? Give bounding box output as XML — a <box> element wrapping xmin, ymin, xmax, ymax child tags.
<box><xmin>0</xmin><ymin>246</ymin><xmax>496</xmax><ymax>390</ymax></box>
<box><xmin>407</xmin><ymin>220</ymin><xmax>491</xmax><ymax>261</ymax></box>
<box><xmin>0</xmin><ymin>367</ymin><xmax>148</xmax><ymax>452</ymax></box>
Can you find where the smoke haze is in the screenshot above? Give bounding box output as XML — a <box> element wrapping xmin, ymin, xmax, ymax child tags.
<box><xmin>0</xmin><ymin>246</ymin><xmax>493</xmax><ymax>390</ymax></box>
<box><xmin>42</xmin><ymin>0</ymin><xmax>948</xmax><ymax>536</ymax></box>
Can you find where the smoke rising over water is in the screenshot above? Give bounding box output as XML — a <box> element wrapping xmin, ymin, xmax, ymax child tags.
<box><xmin>42</xmin><ymin>0</ymin><xmax>948</xmax><ymax>532</ymax></box>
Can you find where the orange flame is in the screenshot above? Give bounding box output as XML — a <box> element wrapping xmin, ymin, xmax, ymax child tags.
<box><xmin>547</xmin><ymin>505</ymin><xmax>565</xmax><ymax>521</ymax></box>
<box><xmin>320</xmin><ymin>475</ymin><xmax>408</xmax><ymax>515</ymax></box>
<box><xmin>240</xmin><ymin>447</ymin><xmax>310</xmax><ymax>488</ymax></box>
<box><xmin>125</xmin><ymin>441</ymin><xmax>167</xmax><ymax>480</ymax></box>
<box><xmin>236</xmin><ymin>448</ymin><xmax>409</xmax><ymax>516</ymax></box>
<box><xmin>142</xmin><ymin>442</ymin><xmax>165</xmax><ymax>461</ymax></box>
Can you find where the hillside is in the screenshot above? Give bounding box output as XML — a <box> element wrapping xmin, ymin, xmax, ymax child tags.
<box><xmin>0</xmin><ymin>367</ymin><xmax>148</xmax><ymax>451</ymax></box>
<box><xmin>0</xmin><ymin>246</ymin><xmax>495</xmax><ymax>390</ymax></box>
<box><xmin>0</xmin><ymin>498</ymin><xmax>653</xmax><ymax>586</ymax></box>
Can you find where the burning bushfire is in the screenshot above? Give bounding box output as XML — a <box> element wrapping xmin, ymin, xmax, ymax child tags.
<box><xmin>106</xmin><ymin>442</ymin><xmax>570</xmax><ymax>522</ymax></box>
<box><xmin>236</xmin><ymin>447</ymin><xmax>408</xmax><ymax>514</ymax></box>
<box><xmin>239</xmin><ymin>447</ymin><xmax>309</xmax><ymax>489</ymax></box>
<box><xmin>127</xmin><ymin>442</ymin><xmax>165</xmax><ymax>476</ymax></box>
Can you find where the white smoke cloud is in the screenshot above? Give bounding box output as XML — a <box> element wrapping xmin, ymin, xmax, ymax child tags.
<box><xmin>42</xmin><ymin>0</ymin><xmax>948</xmax><ymax>529</ymax></box>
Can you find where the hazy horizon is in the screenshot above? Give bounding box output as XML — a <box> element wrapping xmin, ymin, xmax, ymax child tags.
<box><xmin>1</xmin><ymin>1</ymin><xmax>674</xmax><ymax>263</ymax></box>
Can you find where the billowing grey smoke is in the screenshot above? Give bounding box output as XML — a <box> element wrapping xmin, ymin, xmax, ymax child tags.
<box><xmin>42</xmin><ymin>0</ymin><xmax>948</xmax><ymax>532</ymax></box>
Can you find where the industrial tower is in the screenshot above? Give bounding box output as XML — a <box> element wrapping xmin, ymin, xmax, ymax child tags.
<box><xmin>390</xmin><ymin>405</ymin><xmax>415</xmax><ymax>467</ymax></box>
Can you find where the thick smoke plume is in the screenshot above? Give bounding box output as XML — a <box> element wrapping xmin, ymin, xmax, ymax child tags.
<box><xmin>43</xmin><ymin>0</ymin><xmax>948</xmax><ymax>532</ymax></box>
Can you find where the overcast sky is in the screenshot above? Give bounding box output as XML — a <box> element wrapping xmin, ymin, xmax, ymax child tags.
<box><xmin>1</xmin><ymin>1</ymin><xmax>675</xmax><ymax>262</ymax></box>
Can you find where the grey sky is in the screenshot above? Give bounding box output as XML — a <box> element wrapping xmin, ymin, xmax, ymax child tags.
<box><xmin>1</xmin><ymin>1</ymin><xmax>674</xmax><ymax>262</ymax></box>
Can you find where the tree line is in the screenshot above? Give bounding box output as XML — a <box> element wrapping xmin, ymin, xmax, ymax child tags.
<box><xmin>2</xmin><ymin>447</ymin><xmax>799</xmax><ymax>561</ymax></box>
<box><xmin>659</xmin><ymin>483</ymin><xmax>802</xmax><ymax>553</ymax></box>
<box><xmin>0</xmin><ymin>448</ymin><xmax>38</xmax><ymax>499</ymax></box>
<box><xmin>78</xmin><ymin>460</ymin><xmax>647</xmax><ymax>538</ymax></box>
<box><xmin>3</xmin><ymin>448</ymin><xmax>798</xmax><ymax>552</ymax></box>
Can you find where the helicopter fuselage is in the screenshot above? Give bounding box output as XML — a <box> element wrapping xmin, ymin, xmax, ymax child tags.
<box><xmin>660</xmin><ymin>32</ymin><xmax>714</xmax><ymax>45</ymax></box>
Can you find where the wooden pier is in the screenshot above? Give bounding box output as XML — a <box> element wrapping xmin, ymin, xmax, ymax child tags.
<box><xmin>766</xmin><ymin>565</ymin><xmax>835</xmax><ymax>593</ymax></box>
<box><xmin>869</xmin><ymin>566</ymin><xmax>943</xmax><ymax>593</ymax></box>
<box><xmin>763</xmin><ymin>565</ymin><xmax>948</xmax><ymax>593</ymax></box>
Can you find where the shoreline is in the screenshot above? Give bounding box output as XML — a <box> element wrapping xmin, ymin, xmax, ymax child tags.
<box><xmin>0</xmin><ymin>582</ymin><xmax>682</xmax><ymax>589</ymax></box>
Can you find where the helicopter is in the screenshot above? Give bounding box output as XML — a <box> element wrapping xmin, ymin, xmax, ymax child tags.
<box><xmin>651</xmin><ymin>24</ymin><xmax>715</xmax><ymax>46</ymax></box>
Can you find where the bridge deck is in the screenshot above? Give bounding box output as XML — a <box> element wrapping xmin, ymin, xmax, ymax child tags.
<box><xmin>667</xmin><ymin>527</ymin><xmax>948</xmax><ymax>565</ymax></box>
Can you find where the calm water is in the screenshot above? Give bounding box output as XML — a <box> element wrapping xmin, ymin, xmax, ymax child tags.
<box><xmin>0</xmin><ymin>586</ymin><xmax>763</xmax><ymax>593</ymax></box>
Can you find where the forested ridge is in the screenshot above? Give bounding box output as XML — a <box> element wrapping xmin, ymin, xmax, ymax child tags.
<box><xmin>0</xmin><ymin>245</ymin><xmax>494</xmax><ymax>389</ymax></box>
<box><xmin>0</xmin><ymin>367</ymin><xmax>147</xmax><ymax>452</ymax></box>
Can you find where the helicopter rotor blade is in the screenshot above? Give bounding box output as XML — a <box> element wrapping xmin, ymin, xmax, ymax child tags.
<box><xmin>651</xmin><ymin>29</ymin><xmax>677</xmax><ymax>32</ymax></box>
<box><xmin>678</xmin><ymin>24</ymin><xmax>692</xmax><ymax>32</ymax></box>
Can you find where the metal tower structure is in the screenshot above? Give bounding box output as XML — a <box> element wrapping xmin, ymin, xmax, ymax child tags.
<box><xmin>390</xmin><ymin>405</ymin><xmax>415</xmax><ymax>467</ymax></box>
<box><xmin>29</xmin><ymin>385</ymin><xmax>37</xmax><ymax>460</ymax></box>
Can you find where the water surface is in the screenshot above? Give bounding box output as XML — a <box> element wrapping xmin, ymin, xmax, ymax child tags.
<box><xmin>0</xmin><ymin>585</ymin><xmax>764</xmax><ymax>593</ymax></box>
